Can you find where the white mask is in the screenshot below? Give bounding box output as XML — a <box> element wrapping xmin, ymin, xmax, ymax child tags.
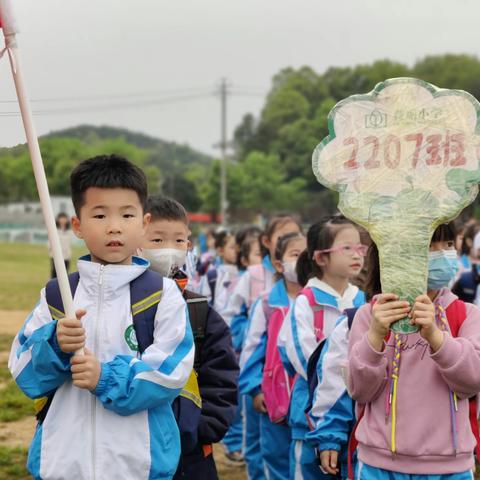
<box><xmin>282</xmin><ymin>260</ymin><xmax>299</xmax><ymax>284</ymax></box>
<box><xmin>141</xmin><ymin>248</ymin><xmax>187</xmax><ymax>277</ymax></box>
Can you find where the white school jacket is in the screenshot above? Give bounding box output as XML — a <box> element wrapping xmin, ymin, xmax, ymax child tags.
<box><xmin>9</xmin><ymin>256</ymin><xmax>194</xmax><ymax>480</ymax></box>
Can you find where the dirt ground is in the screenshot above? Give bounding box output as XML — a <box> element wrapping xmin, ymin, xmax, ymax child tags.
<box><xmin>0</xmin><ymin>310</ymin><xmax>246</xmax><ymax>479</ymax></box>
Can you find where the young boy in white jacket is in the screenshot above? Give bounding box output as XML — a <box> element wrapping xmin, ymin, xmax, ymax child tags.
<box><xmin>8</xmin><ymin>155</ymin><xmax>194</xmax><ymax>480</ymax></box>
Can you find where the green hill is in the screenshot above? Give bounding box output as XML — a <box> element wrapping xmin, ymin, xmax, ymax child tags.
<box><xmin>0</xmin><ymin>125</ymin><xmax>213</xmax><ymax>211</ymax></box>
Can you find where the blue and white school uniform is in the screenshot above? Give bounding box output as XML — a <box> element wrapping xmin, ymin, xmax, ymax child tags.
<box><xmin>278</xmin><ymin>278</ymin><xmax>365</xmax><ymax>480</ymax></box>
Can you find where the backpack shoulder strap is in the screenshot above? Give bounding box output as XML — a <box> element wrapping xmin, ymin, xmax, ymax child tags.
<box><xmin>305</xmin><ymin>339</ymin><xmax>326</xmax><ymax>417</ymax></box>
<box><xmin>300</xmin><ymin>287</ymin><xmax>324</xmax><ymax>341</ymax></box>
<box><xmin>261</xmin><ymin>293</ymin><xmax>275</xmax><ymax>323</ymax></box>
<box><xmin>130</xmin><ymin>270</ymin><xmax>164</xmax><ymax>354</ymax></box>
<box><xmin>207</xmin><ymin>268</ymin><xmax>218</xmax><ymax>304</ymax></box>
<box><xmin>345</xmin><ymin>307</ymin><xmax>359</xmax><ymax>330</ymax></box>
<box><xmin>443</xmin><ymin>299</ymin><xmax>480</xmax><ymax>461</ymax></box>
<box><xmin>445</xmin><ymin>299</ymin><xmax>467</xmax><ymax>338</ymax></box>
<box><xmin>45</xmin><ymin>272</ymin><xmax>80</xmax><ymax>320</ymax></box>
<box><xmin>184</xmin><ymin>289</ymin><xmax>209</xmax><ymax>370</ymax></box>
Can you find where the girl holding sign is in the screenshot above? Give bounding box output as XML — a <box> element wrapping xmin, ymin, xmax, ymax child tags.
<box><xmin>348</xmin><ymin>222</ymin><xmax>480</xmax><ymax>479</ymax></box>
<box><xmin>278</xmin><ymin>215</ymin><xmax>365</xmax><ymax>480</ymax></box>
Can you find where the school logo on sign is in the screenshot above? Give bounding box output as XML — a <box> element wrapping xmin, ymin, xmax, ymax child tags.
<box><xmin>124</xmin><ymin>324</ymin><xmax>139</xmax><ymax>351</ymax></box>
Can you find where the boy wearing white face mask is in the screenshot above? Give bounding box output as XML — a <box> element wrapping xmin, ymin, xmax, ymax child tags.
<box><xmin>239</xmin><ymin>232</ymin><xmax>307</xmax><ymax>479</ymax></box>
<box><xmin>141</xmin><ymin>196</ymin><xmax>239</xmax><ymax>480</ymax></box>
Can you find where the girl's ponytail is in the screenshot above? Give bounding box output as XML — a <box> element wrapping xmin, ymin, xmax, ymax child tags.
<box><xmin>296</xmin><ymin>249</ymin><xmax>313</xmax><ymax>287</ymax></box>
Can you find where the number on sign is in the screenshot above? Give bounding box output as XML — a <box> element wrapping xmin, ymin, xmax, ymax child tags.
<box><xmin>343</xmin><ymin>137</ymin><xmax>359</xmax><ymax>170</ymax></box>
<box><xmin>341</xmin><ymin>133</ymin><xmax>467</xmax><ymax>170</ymax></box>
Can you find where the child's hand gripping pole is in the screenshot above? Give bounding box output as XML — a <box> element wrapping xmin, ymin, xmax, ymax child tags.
<box><xmin>0</xmin><ymin>0</ymin><xmax>83</xmax><ymax>354</ymax></box>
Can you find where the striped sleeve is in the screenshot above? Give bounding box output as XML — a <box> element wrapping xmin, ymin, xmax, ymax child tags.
<box><xmin>8</xmin><ymin>290</ymin><xmax>72</xmax><ymax>399</ymax></box>
<box><xmin>306</xmin><ymin>317</ymin><xmax>354</xmax><ymax>452</ymax></box>
<box><xmin>285</xmin><ymin>294</ymin><xmax>316</xmax><ymax>380</ymax></box>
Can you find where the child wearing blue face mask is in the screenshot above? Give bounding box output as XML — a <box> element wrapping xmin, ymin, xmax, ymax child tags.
<box><xmin>347</xmin><ymin>221</ymin><xmax>480</xmax><ymax>479</ymax></box>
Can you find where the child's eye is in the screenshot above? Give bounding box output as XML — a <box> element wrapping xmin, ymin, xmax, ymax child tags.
<box><xmin>93</xmin><ymin>214</ymin><xmax>105</xmax><ymax>219</ymax></box>
<box><xmin>152</xmin><ymin>239</ymin><xmax>163</xmax><ymax>244</ymax></box>
<box><xmin>123</xmin><ymin>214</ymin><xmax>135</xmax><ymax>219</ymax></box>
<box><xmin>177</xmin><ymin>239</ymin><xmax>186</xmax><ymax>244</ymax></box>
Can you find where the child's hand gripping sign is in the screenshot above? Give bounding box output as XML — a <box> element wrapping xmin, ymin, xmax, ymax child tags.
<box><xmin>313</xmin><ymin>78</ymin><xmax>480</xmax><ymax>333</ymax></box>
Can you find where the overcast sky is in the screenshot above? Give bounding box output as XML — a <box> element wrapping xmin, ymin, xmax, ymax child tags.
<box><xmin>0</xmin><ymin>0</ymin><xmax>478</xmax><ymax>155</ymax></box>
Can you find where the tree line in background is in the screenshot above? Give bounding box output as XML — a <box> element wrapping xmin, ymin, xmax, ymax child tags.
<box><xmin>1</xmin><ymin>54</ymin><xmax>480</xmax><ymax>221</ymax></box>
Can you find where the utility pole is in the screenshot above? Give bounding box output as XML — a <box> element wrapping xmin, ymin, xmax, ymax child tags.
<box><xmin>219</xmin><ymin>78</ymin><xmax>229</xmax><ymax>226</ymax></box>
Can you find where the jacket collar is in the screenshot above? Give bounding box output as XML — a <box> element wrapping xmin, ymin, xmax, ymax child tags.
<box><xmin>305</xmin><ymin>277</ymin><xmax>364</xmax><ymax>310</ymax></box>
<box><xmin>77</xmin><ymin>255</ymin><xmax>149</xmax><ymax>296</ymax></box>
<box><xmin>262</xmin><ymin>255</ymin><xmax>275</xmax><ymax>274</ymax></box>
<box><xmin>268</xmin><ymin>279</ymin><xmax>290</xmax><ymax>308</ymax></box>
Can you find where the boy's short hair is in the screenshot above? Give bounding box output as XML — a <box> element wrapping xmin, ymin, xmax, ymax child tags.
<box><xmin>146</xmin><ymin>196</ymin><xmax>189</xmax><ymax>225</ymax></box>
<box><xmin>70</xmin><ymin>155</ymin><xmax>148</xmax><ymax>215</ymax></box>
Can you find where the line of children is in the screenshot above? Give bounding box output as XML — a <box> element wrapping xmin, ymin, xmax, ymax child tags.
<box><xmin>240</xmin><ymin>232</ymin><xmax>306</xmax><ymax>479</ymax></box>
<box><xmin>224</xmin><ymin>216</ymin><xmax>302</xmax><ymax>479</ymax></box>
<box><xmin>222</xmin><ymin>226</ymin><xmax>263</xmax><ymax>464</ymax></box>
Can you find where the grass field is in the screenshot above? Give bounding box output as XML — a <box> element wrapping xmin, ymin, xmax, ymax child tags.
<box><xmin>0</xmin><ymin>242</ymin><xmax>246</xmax><ymax>479</ymax></box>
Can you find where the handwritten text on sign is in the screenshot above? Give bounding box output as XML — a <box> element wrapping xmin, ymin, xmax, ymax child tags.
<box><xmin>343</xmin><ymin>132</ymin><xmax>466</xmax><ymax>171</ymax></box>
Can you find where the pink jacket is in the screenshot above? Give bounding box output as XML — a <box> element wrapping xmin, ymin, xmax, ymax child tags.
<box><xmin>348</xmin><ymin>289</ymin><xmax>480</xmax><ymax>475</ymax></box>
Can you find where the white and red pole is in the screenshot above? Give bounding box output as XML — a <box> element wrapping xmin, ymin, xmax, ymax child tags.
<box><xmin>0</xmin><ymin>0</ymin><xmax>79</xmax><ymax>349</ymax></box>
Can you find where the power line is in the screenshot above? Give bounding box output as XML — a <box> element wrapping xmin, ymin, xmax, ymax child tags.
<box><xmin>0</xmin><ymin>91</ymin><xmax>214</xmax><ymax>116</ymax></box>
<box><xmin>0</xmin><ymin>86</ymin><xmax>215</xmax><ymax>104</ymax></box>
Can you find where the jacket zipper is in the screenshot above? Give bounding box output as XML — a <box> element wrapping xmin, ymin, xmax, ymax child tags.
<box><xmin>91</xmin><ymin>264</ymin><xmax>104</xmax><ymax>480</ymax></box>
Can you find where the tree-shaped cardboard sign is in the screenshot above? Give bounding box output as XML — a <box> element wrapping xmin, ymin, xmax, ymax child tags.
<box><xmin>313</xmin><ymin>78</ymin><xmax>480</xmax><ymax>333</ymax></box>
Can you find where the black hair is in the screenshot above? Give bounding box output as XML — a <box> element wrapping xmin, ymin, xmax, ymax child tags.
<box><xmin>261</xmin><ymin>214</ymin><xmax>303</xmax><ymax>257</ymax></box>
<box><xmin>296</xmin><ymin>214</ymin><xmax>355</xmax><ymax>287</ymax></box>
<box><xmin>364</xmin><ymin>221</ymin><xmax>457</xmax><ymax>299</ymax></box>
<box><xmin>460</xmin><ymin>222</ymin><xmax>479</xmax><ymax>256</ymax></box>
<box><xmin>146</xmin><ymin>195</ymin><xmax>188</xmax><ymax>225</ymax></box>
<box><xmin>236</xmin><ymin>225</ymin><xmax>262</xmax><ymax>248</ymax></box>
<box><xmin>70</xmin><ymin>155</ymin><xmax>148</xmax><ymax>216</ymax></box>
<box><xmin>274</xmin><ymin>232</ymin><xmax>305</xmax><ymax>262</ymax></box>
<box><xmin>214</xmin><ymin>230</ymin><xmax>234</xmax><ymax>250</ymax></box>
<box><xmin>55</xmin><ymin>212</ymin><xmax>70</xmax><ymax>230</ymax></box>
<box><xmin>364</xmin><ymin>242</ymin><xmax>381</xmax><ymax>300</ymax></box>
<box><xmin>237</xmin><ymin>234</ymin><xmax>261</xmax><ymax>270</ymax></box>
<box><xmin>431</xmin><ymin>222</ymin><xmax>456</xmax><ymax>243</ymax></box>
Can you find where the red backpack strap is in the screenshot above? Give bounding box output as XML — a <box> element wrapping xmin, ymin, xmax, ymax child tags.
<box><xmin>300</xmin><ymin>287</ymin><xmax>324</xmax><ymax>342</ymax></box>
<box><xmin>445</xmin><ymin>299</ymin><xmax>467</xmax><ymax>337</ymax></box>
<box><xmin>469</xmin><ymin>398</ymin><xmax>480</xmax><ymax>463</ymax></box>
<box><xmin>445</xmin><ymin>299</ymin><xmax>480</xmax><ymax>461</ymax></box>
<box><xmin>347</xmin><ymin>405</ymin><xmax>365</xmax><ymax>480</ymax></box>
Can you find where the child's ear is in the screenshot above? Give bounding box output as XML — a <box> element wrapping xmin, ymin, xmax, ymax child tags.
<box><xmin>261</xmin><ymin>234</ymin><xmax>270</xmax><ymax>251</ymax></box>
<box><xmin>143</xmin><ymin>213</ymin><xmax>151</xmax><ymax>232</ymax></box>
<box><xmin>188</xmin><ymin>240</ymin><xmax>193</xmax><ymax>250</ymax></box>
<box><xmin>71</xmin><ymin>216</ymin><xmax>82</xmax><ymax>239</ymax></box>
<box><xmin>313</xmin><ymin>251</ymin><xmax>327</xmax><ymax>267</ymax></box>
<box><xmin>272</xmin><ymin>258</ymin><xmax>283</xmax><ymax>274</ymax></box>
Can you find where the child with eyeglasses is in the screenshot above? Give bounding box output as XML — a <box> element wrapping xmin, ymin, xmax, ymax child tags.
<box><xmin>278</xmin><ymin>215</ymin><xmax>366</xmax><ymax>480</ymax></box>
